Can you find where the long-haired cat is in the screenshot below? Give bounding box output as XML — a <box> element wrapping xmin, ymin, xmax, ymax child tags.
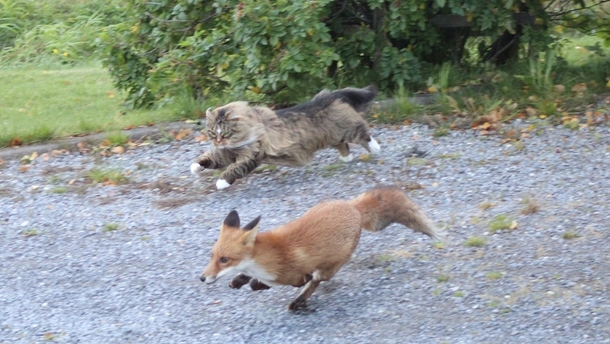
<box><xmin>190</xmin><ymin>85</ymin><xmax>380</xmax><ymax>189</ymax></box>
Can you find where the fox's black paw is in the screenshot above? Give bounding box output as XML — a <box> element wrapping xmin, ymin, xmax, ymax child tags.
<box><xmin>288</xmin><ymin>296</ymin><xmax>308</xmax><ymax>311</ymax></box>
<box><xmin>229</xmin><ymin>274</ymin><xmax>251</xmax><ymax>289</ymax></box>
<box><xmin>250</xmin><ymin>279</ymin><xmax>271</xmax><ymax>291</ymax></box>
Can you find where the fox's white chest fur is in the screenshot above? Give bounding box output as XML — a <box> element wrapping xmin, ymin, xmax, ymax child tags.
<box><xmin>237</xmin><ymin>258</ymin><xmax>279</xmax><ymax>286</ymax></box>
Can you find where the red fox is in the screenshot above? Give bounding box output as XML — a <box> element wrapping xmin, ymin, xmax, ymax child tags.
<box><xmin>200</xmin><ymin>186</ymin><xmax>442</xmax><ymax>311</ymax></box>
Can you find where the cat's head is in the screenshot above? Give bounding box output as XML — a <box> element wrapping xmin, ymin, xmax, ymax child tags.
<box><xmin>205</xmin><ymin>102</ymin><xmax>258</xmax><ymax>149</ymax></box>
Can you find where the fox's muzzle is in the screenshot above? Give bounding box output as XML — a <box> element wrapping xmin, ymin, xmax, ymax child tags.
<box><xmin>200</xmin><ymin>274</ymin><xmax>217</xmax><ymax>284</ymax></box>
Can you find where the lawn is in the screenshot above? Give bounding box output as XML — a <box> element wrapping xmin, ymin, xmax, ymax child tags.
<box><xmin>0</xmin><ymin>64</ymin><xmax>195</xmax><ymax>147</ymax></box>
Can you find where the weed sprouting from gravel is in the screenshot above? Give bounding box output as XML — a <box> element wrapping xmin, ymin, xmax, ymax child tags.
<box><xmin>86</xmin><ymin>168</ymin><xmax>128</xmax><ymax>185</ymax></box>
<box><xmin>520</xmin><ymin>196</ymin><xmax>540</xmax><ymax>214</ymax></box>
<box><xmin>436</xmin><ymin>274</ymin><xmax>450</xmax><ymax>283</ymax></box>
<box><xmin>407</xmin><ymin>157</ymin><xmax>428</xmax><ymax>166</ymax></box>
<box><xmin>562</xmin><ymin>231</ymin><xmax>580</xmax><ymax>240</ymax></box>
<box><xmin>22</xmin><ymin>228</ymin><xmax>39</xmax><ymax>237</ymax></box>
<box><xmin>465</xmin><ymin>236</ymin><xmax>486</xmax><ymax>247</ymax></box>
<box><xmin>489</xmin><ymin>214</ymin><xmax>513</xmax><ymax>232</ymax></box>
<box><xmin>433</xmin><ymin>127</ymin><xmax>450</xmax><ymax>137</ymax></box>
<box><xmin>50</xmin><ymin>186</ymin><xmax>68</xmax><ymax>194</ymax></box>
<box><xmin>486</xmin><ymin>271</ymin><xmax>503</xmax><ymax>280</ymax></box>
<box><xmin>103</xmin><ymin>223</ymin><xmax>119</xmax><ymax>232</ymax></box>
<box><xmin>478</xmin><ymin>201</ymin><xmax>494</xmax><ymax>210</ymax></box>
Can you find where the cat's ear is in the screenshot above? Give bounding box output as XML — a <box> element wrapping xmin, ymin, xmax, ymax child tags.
<box><xmin>206</xmin><ymin>107</ymin><xmax>214</xmax><ymax>117</ymax></box>
<box><xmin>242</xmin><ymin>215</ymin><xmax>261</xmax><ymax>231</ymax></box>
<box><xmin>226</xmin><ymin>112</ymin><xmax>242</xmax><ymax>121</ymax></box>
<box><xmin>223</xmin><ymin>210</ymin><xmax>240</xmax><ymax>228</ymax></box>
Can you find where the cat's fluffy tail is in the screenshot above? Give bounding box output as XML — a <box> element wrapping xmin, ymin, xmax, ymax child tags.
<box><xmin>313</xmin><ymin>85</ymin><xmax>377</xmax><ymax>113</ymax></box>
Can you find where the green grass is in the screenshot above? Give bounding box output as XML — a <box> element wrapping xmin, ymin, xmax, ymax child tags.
<box><xmin>103</xmin><ymin>223</ymin><xmax>119</xmax><ymax>232</ymax></box>
<box><xmin>465</xmin><ymin>236</ymin><xmax>486</xmax><ymax>247</ymax></box>
<box><xmin>486</xmin><ymin>271</ymin><xmax>503</xmax><ymax>280</ymax></box>
<box><xmin>50</xmin><ymin>186</ymin><xmax>68</xmax><ymax>194</ymax></box>
<box><xmin>0</xmin><ymin>64</ymin><xmax>193</xmax><ymax>147</ymax></box>
<box><xmin>436</xmin><ymin>274</ymin><xmax>450</xmax><ymax>283</ymax></box>
<box><xmin>86</xmin><ymin>167</ymin><xmax>128</xmax><ymax>185</ymax></box>
<box><xmin>105</xmin><ymin>131</ymin><xmax>129</xmax><ymax>146</ymax></box>
<box><xmin>489</xmin><ymin>214</ymin><xmax>513</xmax><ymax>232</ymax></box>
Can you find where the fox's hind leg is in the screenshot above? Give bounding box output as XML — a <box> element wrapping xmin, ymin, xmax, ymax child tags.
<box><xmin>288</xmin><ymin>269</ymin><xmax>338</xmax><ymax>311</ymax></box>
<box><xmin>334</xmin><ymin>143</ymin><xmax>353</xmax><ymax>162</ymax></box>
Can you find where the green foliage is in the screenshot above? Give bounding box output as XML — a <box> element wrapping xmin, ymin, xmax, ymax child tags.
<box><xmin>101</xmin><ymin>0</ymin><xmax>607</xmax><ymax>107</ymax></box>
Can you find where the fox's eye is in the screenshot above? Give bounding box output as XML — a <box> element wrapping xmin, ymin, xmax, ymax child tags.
<box><xmin>219</xmin><ymin>257</ymin><xmax>229</xmax><ymax>264</ymax></box>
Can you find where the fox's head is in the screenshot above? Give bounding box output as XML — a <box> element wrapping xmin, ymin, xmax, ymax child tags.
<box><xmin>200</xmin><ymin>210</ymin><xmax>260</xmax><ymax>284</ymax></box>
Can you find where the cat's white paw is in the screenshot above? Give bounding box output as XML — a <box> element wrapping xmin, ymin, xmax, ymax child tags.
<box><xmin>339</xmin><ymin>153</ymin><xmax>354</xmax><ymax>163</ymax></box>
<box><xmin>368</xmin><ymin>138</ymin><xmax>381</xmax><ymax>154</ymax></box>
<box><xmin>216</xmin><ymin>179</ymin><xmax>231</xmax><ymax>190</ymax></box>
<box><xmin>190</xmin><ymin>163</ymin><xmax>203</xmax><ymax>175</ymax></box>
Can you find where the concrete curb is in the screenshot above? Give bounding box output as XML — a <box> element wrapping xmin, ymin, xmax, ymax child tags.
<box><xmin>0</xmin><ymin>121</ymin><xmax>200</xmax><ymax>162</ymax></box>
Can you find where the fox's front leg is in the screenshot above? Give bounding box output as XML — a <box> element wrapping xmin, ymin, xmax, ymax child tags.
<box><xmin>190</xmin><ymin>148</ymin><xmax>234</xmax><ymax>175</ymax></box>
<box><xmin>216</xmin><ymin>156</ymin><xmax>260</xmax><ymax>190</ymax></box>
<box><xmin>229</xmin><ymin>274</ymin><xmax>251</xmax><ymax>289</ymax></box>
<box><xmin>229</xmin><ymin>274</ymin><xmax>270</xmax><ymax>291</ymax></box>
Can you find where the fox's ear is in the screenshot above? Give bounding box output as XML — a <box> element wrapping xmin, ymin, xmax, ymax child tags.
<box><xmin>241</xmin><ymin>226</ymin><xmax>258</xmax><ymax>247</ymax></box>
<box><xmin>242</xmin><ymin>215</ymin><xmax>261</xmax><ymax>231</ymax></box>
<box><xmin>223</xmin><ymin>210</ymin><xmax>240</xmax><ymax>228</ymax></box>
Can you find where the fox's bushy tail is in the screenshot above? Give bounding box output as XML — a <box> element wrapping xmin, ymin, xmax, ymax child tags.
<box><xmin>349</xmin><ymin>186</ymin><xmax>442</xmax><ymax>241</ymax></box>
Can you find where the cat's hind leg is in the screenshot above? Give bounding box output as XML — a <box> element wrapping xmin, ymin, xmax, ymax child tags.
<box><xmin>334</xmin><ymin>143</ymin><xmax>353</xmax><ymax>162</ymax></box>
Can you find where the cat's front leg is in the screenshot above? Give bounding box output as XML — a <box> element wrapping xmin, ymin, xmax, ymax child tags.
<box><xmin>190</xmin><ymin>148</ymin><xmax>234</xmax><ymax>175</ymax></box>
<box><xmin>216</xmin><ymin>156</ymin><xmax>260</xmax><ymax>190</ymax></box>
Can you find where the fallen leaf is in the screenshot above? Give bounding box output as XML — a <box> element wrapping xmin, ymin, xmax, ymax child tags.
<box><xmin>51</xmin><ymin>149</ymin><xmax>67</xmax><ymax>157</ymax></box>
<box><xmin>18</xmin><ymin>166</ymin><xmax>29</xmax><ymax>173</ymax></box>
<box><xmin>111</xmin><ymin>146</ymin><xmax>125</xmax><ymax>154</ymax></box>
<box><xmin>553</xmin><ymin>84</ymin><xmax>565</xmax><ymax>93</ymax></box>
<box><xmin>571</xmin><ymin>83</ymin><xmax>587</xmax><ymax>92</ymax></box>
<box><xmin>525</xmin><ymin>107</ymin><xmax>537</xmax><ymax>117</ymax></box>
<box><xmin>68</xmin><ymin>179</ymin><xmax>76</xmax><ymax>185</ymax></box>
<box><xmin>174</xmin><ymin>128</ymin><xmax>192</xmax><ymax>140</ymax></box>
<box><xmin>41</xmin><ymin>153</ymin><xmax>50</xmax><ymax>161</ymax></box>
<box><xmin>0</xmin><ymin>157</ymin><xmax>3</xmax><ymax>165</ymax></box>
<box><xmin>9</xmin><ymin>137</ymin><xmax>22</xmax><ymax>147</ymax></box>
<box><xmin>509</xmin><ymin>221</ymin><xmax>518</xmax><ymax>230</ymax></box>
<box><xmin>427</xmin><ymin>86</ymin><xmax>438</xmax><ymax>93</ymax></box>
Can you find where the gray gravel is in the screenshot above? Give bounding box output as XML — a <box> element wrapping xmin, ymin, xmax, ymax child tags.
<box><xmin>1</xmin><ymin>122</ymin><xmax>609</xmax><ymax>343</ymax></box>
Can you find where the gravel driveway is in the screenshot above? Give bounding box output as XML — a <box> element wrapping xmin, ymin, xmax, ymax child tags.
<box><xmin>1</xmin><ymin>123</ymin><xmax>609</xmax><ymax>343</ymax></box>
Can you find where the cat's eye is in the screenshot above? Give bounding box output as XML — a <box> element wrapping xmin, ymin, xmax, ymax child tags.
<box><xmin>222</xmin><ymin>131</ymin><xmax>231</xmax><ymax>138</ymax></box>
<box><xmin>219</xmin><ymin>257</ymin><xmax>229</xmax><ymax>264</ymax></box>
<box><xmin>208</xmin><ymin>131</ymin><xmax>217</xmax><ymax>138</ymax></box>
